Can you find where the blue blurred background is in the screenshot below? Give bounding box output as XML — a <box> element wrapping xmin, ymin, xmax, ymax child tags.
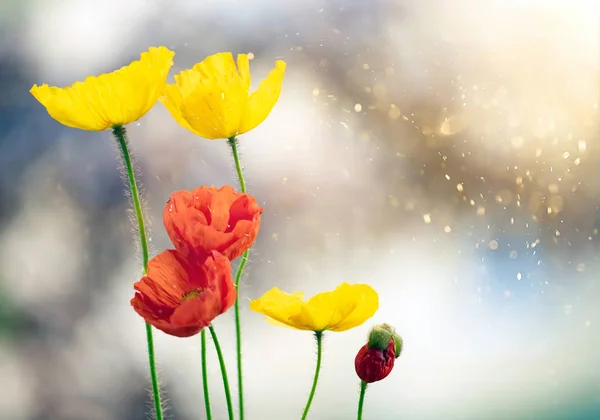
<box><xmin>0</xmin><ymin>0</ymin><xmax>599</xmax><ymax>419</ymax></box>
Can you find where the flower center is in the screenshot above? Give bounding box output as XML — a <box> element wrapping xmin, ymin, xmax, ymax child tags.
<box><xmin>182</xmin><ymin>287</ymin><xmax>205</xmax><ymax>301</ymax></box>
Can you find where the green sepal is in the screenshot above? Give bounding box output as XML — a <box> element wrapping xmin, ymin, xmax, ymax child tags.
<box><xmin>367</xmin><ymin>323</ymin><xmax>403</xmax><ymax>358</ymax></box>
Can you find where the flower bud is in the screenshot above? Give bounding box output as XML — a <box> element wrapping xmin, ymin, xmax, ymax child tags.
<box><xmin>355</xmin><ymin>323</ymin><xmax>403</xmax><ymax>383</ymax></box>
<box><xmin>354</xmin><ymin>339</ymin><xmax>396</xmax><ymax>383</ymax></box>
<box><xmin>368</xmin><ymin>323</ymin><xmax>403</xmax><ymax>358</ymax></box>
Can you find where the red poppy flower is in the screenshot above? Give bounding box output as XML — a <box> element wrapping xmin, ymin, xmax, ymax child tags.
<box><xmin>164</xmin><ymin>186</ymin><xmax>263</xmax><ymax>260</ymax></box>
<box><xmin>354</xmin><ymin>339</ymin><xmax>396</xmax><ymax>383</ymax></box>
<box><xmin>131</xmin><ymin>249</ymin><xmax>236</xmax><ymax>337</ymax></box>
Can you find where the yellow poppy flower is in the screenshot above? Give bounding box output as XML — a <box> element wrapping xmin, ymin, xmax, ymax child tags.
<box><xmin>249</xmin><ymin>283</ymin><xmax>378</xmax><ymax>332</ymax></box>
<box><xmin>30</xmin><ymin>46</ymin><xmax>175</xmax><ymax>131</ymax></box>
<box><xmin>160</xmin><ymin>52</ymin><xmax>286</xmax><ymax>140</ymax></box>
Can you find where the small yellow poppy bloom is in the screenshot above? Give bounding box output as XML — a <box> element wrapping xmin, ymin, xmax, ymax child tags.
<box><xmin>30</xmin><ymin>46</ymin><xmax>175</xmax><ymax>131</ymax></box>
<box><xmin>250</xmin><ymin>283</ymin><xmax>378</xmax><ymax>332</ymax></box>
<box><xmin>160</xmin><ymin>52</ymin><xmax>286</xmax><ymax>140</ymax></box>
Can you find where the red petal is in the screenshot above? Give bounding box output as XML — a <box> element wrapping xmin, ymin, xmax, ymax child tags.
<box><xmin>133</xmin><ymin>250</ymin><xmax>191</xmax><ymax>307</ymax></box>
<box><xmin>162</xmin><ymin>185</ymin><xmax>263</xmax><ymax>260</ymax></box>
<box><xmin>354</xmin><ymin>340</ymin><xmax>396</xmax><ymax>383</ymax></box>
<box><xmin>130</xmin><ymin>249</ymin><xmax>236</xmax><ymax>338</ymax></box>
<box><xmin>201</xmin><ymin>186</ymin><xmax>239</xmax><ymax>231</ymax></box>
<box><xmin>131</xmin><ymin>292</ymin><xmax>174</xmax><ymax>322</ymax></box>
<box><xmin>228</xmin><ymin>194</ymin><xmax>263</xmax><ymax>233</ymax></box>
<box><xmin>170</xmin><ymin>291</ymin><xmax>221</xmax><ymax>328</ymax></box>
<box><xmin>149</xmin><ymin>321</ymin><xmax>205</xmax><ymax>338</ymax></box>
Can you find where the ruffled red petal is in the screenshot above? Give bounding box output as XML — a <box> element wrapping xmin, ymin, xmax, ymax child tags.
<box><xmin>130</xmin><ymin>249</ymin><xmax>236</xmax><ymax>338</ymax></box>
<box><xmin>164</xmin><ymin>185</ymin><xmax>263</xmax><ymax>260</ymax></box>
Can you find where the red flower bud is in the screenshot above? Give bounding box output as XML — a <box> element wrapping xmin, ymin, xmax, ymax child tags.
<box><xmin>354</xmin><ymin>339</ymin><xmax>396</xmax><ymax>383</ymax></box>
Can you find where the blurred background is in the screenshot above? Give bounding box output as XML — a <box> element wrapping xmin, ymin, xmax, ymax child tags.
<box><xmin>1</xmin><ymin>0</ymin><xmax>599</xmax><ymax>419</ymax></box>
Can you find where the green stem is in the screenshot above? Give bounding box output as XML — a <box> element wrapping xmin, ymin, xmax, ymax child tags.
<box><xmin>228</xmin><ymin>136</ymin><xmax>246</xmax><ymax>193</ymax></box>
<box><xmin>209</xmin><ymin>325</ymin><xmax>235</xmax><ymax>420</ymax></box>
<box><xmin>357</xmin><ymin>381</ymin><xmax>368</xmax><ymax>420</ymax></box>
<box><xmin>112</xmin><ymin>125</ymin><xmax>162</xmax><ymax>420</ymax></box>
<box><xmin>234</xmin><ymin>250</ymin><xmax>248</xmax><ymax>414</ymax></box>
<box><xmin>228</xmin><ymin>135</ymin><xmax>248</xmax><ymax>420</ymax></box>
<box><xmin>201</xmin><ymin>329</ymin><xmax>212</xmax><ymax>420</ymax></box>
<box><xmin>301</xmin><ymin>331</ymin><xmax>323</xmax><ymax>420</ymax></box>
<box><xmin>113</xmin><ymin>125</ymin><xmax>150</xmax><ymax>271</ymax></box>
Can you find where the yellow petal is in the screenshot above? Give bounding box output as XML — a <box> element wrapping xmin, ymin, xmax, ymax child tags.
<box><xmin>236</xmin><ymin>54</ymin><xmax>251</xmax><ymax>91</ymax></box>
<box><xmin>175</xmin><ymin>67</ymin><xmax>203</xmax><ymax>93</ymax></box>
<box><xmin>327</xmin><ymin>283</ymin><xmax>379</xmax><ymax>332</ymax></box>
<box><xmin>264</xmin><ymin>316</ymin><xmax>300</xmax><ymax>330</ymax></box>
<box><xmin>289</xmin><ymin>284</ymin><xmax>358</xmax><ymax>331</ymax></box>
<box><xmin>238</xmin><ymin>60</ymin><xmax>286</xmax><ymax>135</ymax></box>
<box><xmin>161</xmin><ymin>68</ymin><xmax>221</xmax><ymax>138</ymax></box>
<box><xmin>31</xmin><ymin>83</ymin><xmax>107</xmax><ymax>130</ymax></box>
<box><xmin>251</xmin><ymin>283</ymin><xmax>378</xmax><ymax>332</ymax></box>
<box><xmin>192</xmin><ymin>52</ymin><xmax>235</xmax><ymax>79</ymax></box>
<box><xmin>288</xmin><ymin>301</ymin><xmax>332</xmax><ymax>331</ymax></box>
<box><xmin>249</xmin><ymin>288</ymin><xmax>308</xmax><ymax>330</ymax></box>
<box><xmin>160</xmin><ymin>84</ymin><xmax>204</xmax><ymax>136</ymax></box>
<box><xmin>178</xmin><ymin>53</ymin><xmax>249</xmax><ymax>139</ymax></box>
<box><xmin>31</xmin><ymin>46</ymin><xmax>174</xmax><ymax>131</ymax></box>
<box><xmin>101</xmin><ymin>47</ymin><xmax>174</xmax><ymax>125</ymax></box>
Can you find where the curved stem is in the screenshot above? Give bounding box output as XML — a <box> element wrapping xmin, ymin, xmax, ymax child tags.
<box><xmin>357</xmin><ymin>381</ymin><xmax>368</xmax><ymax>420</ymax></box>
<box><xmin>228</xmin><ymin>135</ymin><xmax>248</xmax><ymax>420</ymax></box>
<box><xmin>209</xmin><ymin>325</ymin><xmax>235</xmax><ymax>420</ymax></box>
<box><xmin>112</xmin><ymin>125</ymin><xmax>162</xmax><ymax>420</ymax></box>
<box><xmin>113</xmin><ymin>125</ymin><xmax>150</xmax><ymax>271</ymax></box>
<box><xmin>301</xmin><ymin>331</ymin><xmax>323</xmax><ymax>420</ymax></box>
<box><xmin>201</xmin><ymin>329</ymin><xmax>213</xmax><ymax>420</ymax></box>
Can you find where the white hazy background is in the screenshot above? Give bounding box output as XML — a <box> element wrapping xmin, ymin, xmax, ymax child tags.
<box><xmin>0</xmin><ymin>0</ymin><xmax>599</xmax><ymax>419</ymax></box>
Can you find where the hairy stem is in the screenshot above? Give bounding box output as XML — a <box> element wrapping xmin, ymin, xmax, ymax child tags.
<box><xmin>228</xmin><ymin>136</ymin><xmax>248</xmax><ymax>420</ymax></box>
<box><xmin>228</xmin><ymin>136</ymin><xmax>247</xmax><ymax>193</ymax></box>
<box><xmin>301</xmin><ymin>331</ymin><xmax>323</xmax><ymax>420</ymax></box>
<box><xmin>112</xmin><ymin>125</ymin><xmax>162</xmax><ymax>420</ymax></box>
<box><xmin>201</xmin><ymin>329</ymin><xmax>212</xmax><ymax>420</ymax></box>
<box><xmin>357</xmin><ymin>381</ymin><xmax>368</xmax><ymax>420</ymax></box>
<box><xmin>209</xmin><ymin>325</ymin><xmax>235</xmax><ymax>420</ymax></box>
